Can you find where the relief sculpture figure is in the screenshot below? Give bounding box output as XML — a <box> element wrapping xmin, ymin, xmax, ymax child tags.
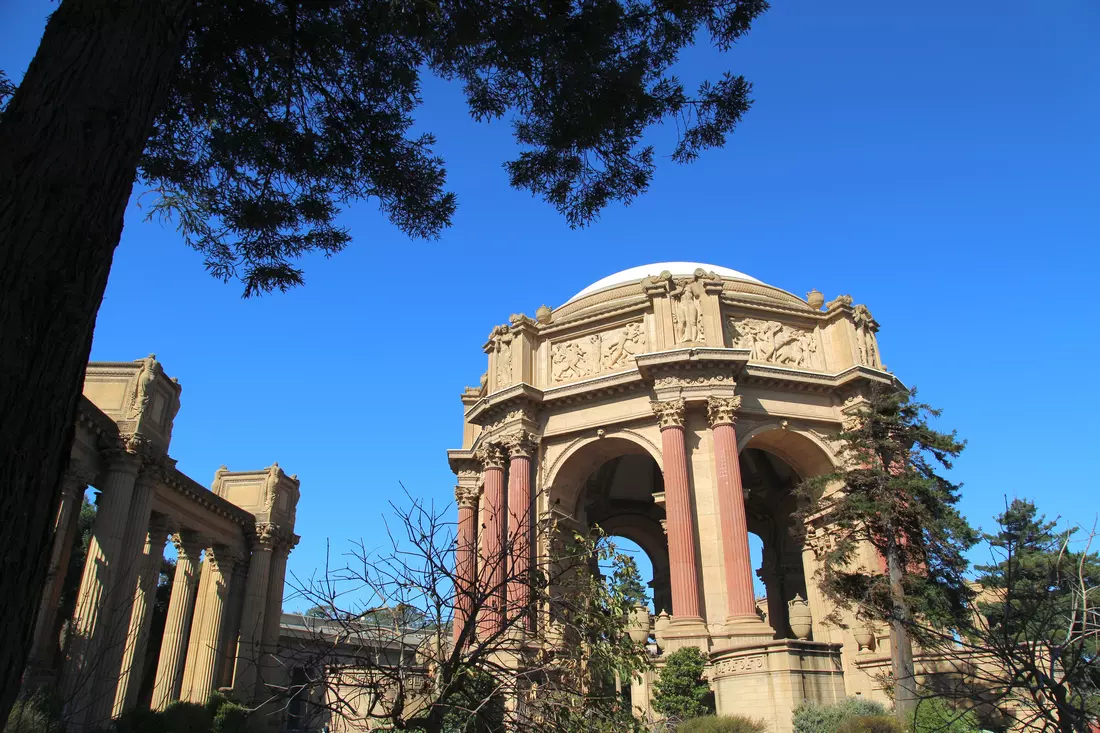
<box><xmin>729</xmin><ymin>317</ymin><xmax>819</xmax><ymax>369</ymax></box>
<box><xmin>602</xmin><ymin>322</ymin><xmax>645</xmax><ymax>369</ymax></box>
<box><xmin>552</xmin><ymin>341</ymin><xmax>591</xmax><ymax>382</ymax></box>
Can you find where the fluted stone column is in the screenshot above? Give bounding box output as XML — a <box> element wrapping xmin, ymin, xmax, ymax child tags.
<box><xmin>650</xmin><ymin>400</ymin><xmax>703</xmax><ymax>623</ymax></box>
<box><xmin>113</xmin><ymin>514</ymin><xmax>172</xmax><ymax>715</ymax></box>
<box><xmin>181</xmin><ymin>545</ymin><xmax>234</xmax><ymax>703</ymax></box>
<box><xmin>62</xmin><ymin>445</ymin><xmax>143</xmax><ymax>726</ymax></box>
<box><xmin>85</xmin><ymin>465</ymin><xmax>158</xmax><ymax>724</ymax></box>
<box><xmin>504</xmin><ymin>432</ymin><xmax>536</xmax><ymax>633</ymax></box>
<box><xmin>232</xmin><ymin>524</ymin><xmax>276</xmax><ymax>699</ymax></box>
<box><xmin>152</xmin><ymin>532</ymin><xmax>202</xmax><ymax>710</ymax></box>
<box><xmin>453</xmin><ymin>484</ymin><xmax>479</xmax><ymax>645</ymax></box>
<box><xmin>477</xmin><ymin>442</ymin><xmax>507</xmax><ymax>636</ymax></box>
<box><xmin>707</xmin><ymin>396</ymin><xmax>758</xmax><ymax>620</ymax></box>
<box><xmin>28</xmin><ymin>465</ymin><xmax>91</xmax><ymax>676</ymax></box>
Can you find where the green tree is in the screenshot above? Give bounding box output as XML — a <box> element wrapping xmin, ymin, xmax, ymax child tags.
<box><xmin>0</xmin><ymin>0</ymin><xmax>769</xmax><ymax>718</ymax></box>
<box><xmin>652</xmin><ymin>646</ymin><xmax>714</xmax><ymax>721</ymax></box>
<box><xmin>608</xmin><ymin>554</ymin><xmax>648</xmax><ymax>609</ymax></box>
<box><xmin>799</xmin><ymin>385</ymin><xmax>978</xmax><ymax>719</ymax></box>
<box><xmin>950</xmin><ymin>499</ymin><xmax>1100</xmax><ymax>733</ymax></box>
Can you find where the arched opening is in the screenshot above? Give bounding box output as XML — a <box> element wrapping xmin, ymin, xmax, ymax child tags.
<box><xmin>548</xmin><ymin>437</ymin><xmax>671</xmax><ymax>616</ymax></box>
<box><xmin>740</xmin><ymin>446</ymin><xmax>809</xmax><ymax>639</ymax></box>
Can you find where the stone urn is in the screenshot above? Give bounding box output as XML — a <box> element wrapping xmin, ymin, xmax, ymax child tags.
<box><xmin>536</xmin><ymin>304</ymin><xmax>553</xmax><ymax>324</ymax></box>
<box><xmin>627</xmin><ymin>604</ymin><xmax>651</xmax><ymax>644</ymax></box>
<box><xmin>806</xmin><ymin>289</ymin><xmax>825</xmax><ymax>310</ymax></box>
<box><xmin>853</xmin><ymin>625</ymin><xmax>876</xmax><ymax>653</ymax></box>
<box><xmin>788</xmin><ymin>594</ymin><xmax>812</xmax><ymax>640</ymax></box>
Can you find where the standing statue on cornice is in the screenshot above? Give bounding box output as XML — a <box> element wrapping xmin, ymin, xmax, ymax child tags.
<box><xmin>126</xmin><ymin>354</ymin><xmax>158</xmax><ymax>419</ymax></box>
<box><xmin>671</xmin><ymin>278</ymin><xmax>705</xmax><ymax>343</ymax></box>
<box><xmin>263</xmin><ymin>462</ymin><xmax>281</xmax><ymax>512</ymax></box>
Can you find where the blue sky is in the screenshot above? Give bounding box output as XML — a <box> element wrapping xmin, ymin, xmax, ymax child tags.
<box><xmin>4</xmin><ymin>1</ymin><xmax>1098</xmax><ymax>605</ymax></box>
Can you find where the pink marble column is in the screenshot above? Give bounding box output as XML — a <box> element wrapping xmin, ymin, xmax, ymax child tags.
<box><xmin>453</xmin><ymin>484</ymin><xmax>479</xmax><ymax>645</ymax></box>
<box><xmin>707</xmin><ymin>396</ymin><xmax>758</xmax><ymax>620</ymax></box>
<box><xmin>651</xmin><ymin>400</ymin><xmax>702</xmax><ymax>621</ymax></box>
<box><xmin>504</xmin><ymin>432</ymin><xmax>536</xmax><ymax>633</ymax></box>
<box><xmin>477</xmin><ymin>443</ymin><xmax>507</xmax><ymax>636</ymax></box>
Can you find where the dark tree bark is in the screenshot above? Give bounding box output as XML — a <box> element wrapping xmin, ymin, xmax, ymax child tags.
<box><xmin>0</xmin><ymin>0</ymin><xmax>192</xmax><ymax>722</ymax></box>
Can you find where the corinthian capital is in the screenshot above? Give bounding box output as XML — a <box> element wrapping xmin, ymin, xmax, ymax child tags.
<box><xmin>501</xmin><ymin>430</ymin><xmax>538</xmax><ymax>459</ymax></box>
<box><xmin>650</xmin><ymin>399</ymin><xmax>686</xmax><ymax>430</ymax></box>
<box><xmin>706</xmin><ymin>395</ymin><xmax>742</xmax><ymax>427</ymax></box>
<box><xmin>254</xmin><ymin>522</ymin><xmax>280</xmax><ymax>550</ymax></box>
<box><xmin>455</xmin><ymin>484</ymin><xmax>480</xmax><ymax>509</ymax></box>
<box><xmin>474</xmin><ymin>442</ymin><xmax>507</xmax><ymax>470</ymax></box>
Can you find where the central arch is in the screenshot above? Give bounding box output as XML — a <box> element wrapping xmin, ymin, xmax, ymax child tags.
<box><xmin>544</xmin><ymin>433</ymin><xmax>671</xmax><ymax>614</ymax></box>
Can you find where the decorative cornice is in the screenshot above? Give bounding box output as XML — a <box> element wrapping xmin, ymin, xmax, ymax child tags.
<box><xmin>650</xmin><ymin>399</ymin><xmax>686</xmax><ymax>430</ymax></box>
<box><xmin>706</xmin><ymin>395</ymin><xmax>742</xmax><ymax>427</ymax></box>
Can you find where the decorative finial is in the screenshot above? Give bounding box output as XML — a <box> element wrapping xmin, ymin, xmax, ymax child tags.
<box><xmin>536</xmin><ymin>304</ymin><xmax>552</xmax><ymax>324</ymax></box>
<box><xmin>806</xmin><ymin>289</ymin><xmax>824</xmax><ymax>310</ymax></box>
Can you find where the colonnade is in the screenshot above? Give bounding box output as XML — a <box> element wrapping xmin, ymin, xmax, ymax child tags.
<box><xmin>450</xmin><ymin>393</ymin><xmax>765</xmax><ymax>645</ymax></box>
<box><xmin>25</xmin><ymin>360</ymin><xmax>300</xmax><ymax>732</ymax></box>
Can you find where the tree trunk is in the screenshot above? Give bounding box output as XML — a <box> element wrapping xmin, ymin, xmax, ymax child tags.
<box><xmin>0</xmin><ymin>0</ymin><xmax>191</xmax><ymax>722</ymax></box>
<box><xmin>887</xmin><ymin>544</ymin><xmax>917</xmax><ymax>719</ymax></box>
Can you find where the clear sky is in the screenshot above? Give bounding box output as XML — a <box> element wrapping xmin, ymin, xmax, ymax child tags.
<box><xmin>4</xmin><ymin>1</ymin><xmax>1098</xmax><ymax>606</ymax></box>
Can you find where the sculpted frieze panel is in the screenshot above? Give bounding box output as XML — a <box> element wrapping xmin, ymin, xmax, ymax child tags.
<box><xmin>726</xmin><ymin>316</ymin><xmax>822</xmax><ymax>370</ymax></box>
<box><xmin>550</xmin><ymin>321</ymin><xmax>647</xmax><ymax>384</ymax></box>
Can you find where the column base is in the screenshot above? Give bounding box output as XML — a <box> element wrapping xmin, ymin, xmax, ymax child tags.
<box><xmin>713</xmin><ymin>614</ymin><xmax>775</xmax><ymax>649</ymax></box>
<box><xmin>657</xmin><ymin>616</ymin><xmax>711</xmax><ymax>653</ymax></box>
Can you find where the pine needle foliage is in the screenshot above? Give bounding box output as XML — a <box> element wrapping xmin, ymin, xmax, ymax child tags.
<box><xmin>133</xmin><ymin>0</ymin><xmax>771</xmax><ymax>296</ymax></box>
<box><xmin>799</xmin><ymin>385</ymin><xmax>978</xmax><ymax>633</ymax></box>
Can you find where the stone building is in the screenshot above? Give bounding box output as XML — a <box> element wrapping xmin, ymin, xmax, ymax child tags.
<box><xmin>448</xmin><ymin>262</ymin><xmax>900</xmax><ymax>731</ymax></box>
<box><xmin>27</xmin><ymin>356</ymin><xmax>301</xmax><ymax>731</ymax></box>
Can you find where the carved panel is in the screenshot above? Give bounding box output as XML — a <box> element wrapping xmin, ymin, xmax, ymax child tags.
<box><xmin>550</xmin><ymin>321</ymin><xmax>646</xmax><ymax>384</ymax></box>
<box><xmin>711</xmin><ymin>654</ymin><xmax>766</xmax><ymax>676</ymax></box>
<box><xmin>726</xmin><ymin>316</ymin><xmax>822</xmax><ymax>370</ymax></box>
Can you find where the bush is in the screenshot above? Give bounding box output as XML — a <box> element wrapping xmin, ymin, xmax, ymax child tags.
<box><xmin>835</xmin><ymin>715</ymin><xmax>904</xmax><ymax>733</ymax></box>
<box><xmin>3</xmin><ymin>692</ymin><xmax>62</xmax><ymax>733</ymax></box>
<box><xmin>792</xmin><ymin>698</ymin><xmax>889</xmax><ymax>733</ymax></box>
<box><xmin>211</xmin><ymin>702</ymin><xmax>250</xmax><ymax>733</ymax></box>
<box><xmin>676</xmin><ymin>714</ymin><xmax>768</xmax><ymax>733</ymax></box>
<box><xmin>911</xmin><ymin>698</ymin><xmax>978</xmax><ymax>733</ymax></box>
<box><xmin>653</xmin><ymin>647</ymin><xmax>715</xmax><ymax>721</ymax></box>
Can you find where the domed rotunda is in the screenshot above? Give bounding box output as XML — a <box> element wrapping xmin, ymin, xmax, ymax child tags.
<box><xmin>447</xmin><ymin>263</ymin><xmax>897</xmax><ymax>731</ymax></box>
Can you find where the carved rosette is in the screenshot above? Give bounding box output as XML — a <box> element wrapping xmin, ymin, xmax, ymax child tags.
<box><xmin>500</xmin><ymin>430</ymin><xmax>538</xmax><ymax>459</ymax></box>
<box><xmin>474</xmin><ymin>442</ymin><xmax>507</xmax><ymax>471</ymax></box>
<box><xmin>454</xmin><ymin>484</ymin><xmax>480</xmax><ymax>509</ymax></box>
<box><xmin>706</xmin><ymin>395</ymin><xmax>742</xmax><ymax>428</ymax></box>
<box><xmin>650</xmin><ymin>399</ymin><xmax>686</xmax><ymax>430</ymax></box>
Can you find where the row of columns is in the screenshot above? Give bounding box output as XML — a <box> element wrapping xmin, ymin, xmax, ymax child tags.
<box><xmin>28</xmin><ymin>444</ymin><xmax>295</xmax><ymax>731</ymax></box>
<box><xmin>651</xmin><ymin>395</ymin><xmax>761</xmax><ymax>631</ymax></box>
<box><xmin>451</xmin><ymin>393</ymin><xmax>759</xmax><ymax>643</ymax></box>
<box><xmin>453</xmin><ymin>431</ymin><xmax>538</xmax><ymax>644</ymax></box>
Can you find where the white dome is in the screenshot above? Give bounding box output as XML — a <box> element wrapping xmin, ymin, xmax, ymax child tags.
<box><xmin>565</xmin><ymin>262</ymin><xmax>763</xmax><ymax>303</ymax></box>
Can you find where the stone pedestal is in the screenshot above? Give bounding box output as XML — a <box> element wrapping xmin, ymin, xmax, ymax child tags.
<box><xmin>710</xmin><ymin>640</ymin><xmax>845</xmax><ymax>733</ymax></box>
